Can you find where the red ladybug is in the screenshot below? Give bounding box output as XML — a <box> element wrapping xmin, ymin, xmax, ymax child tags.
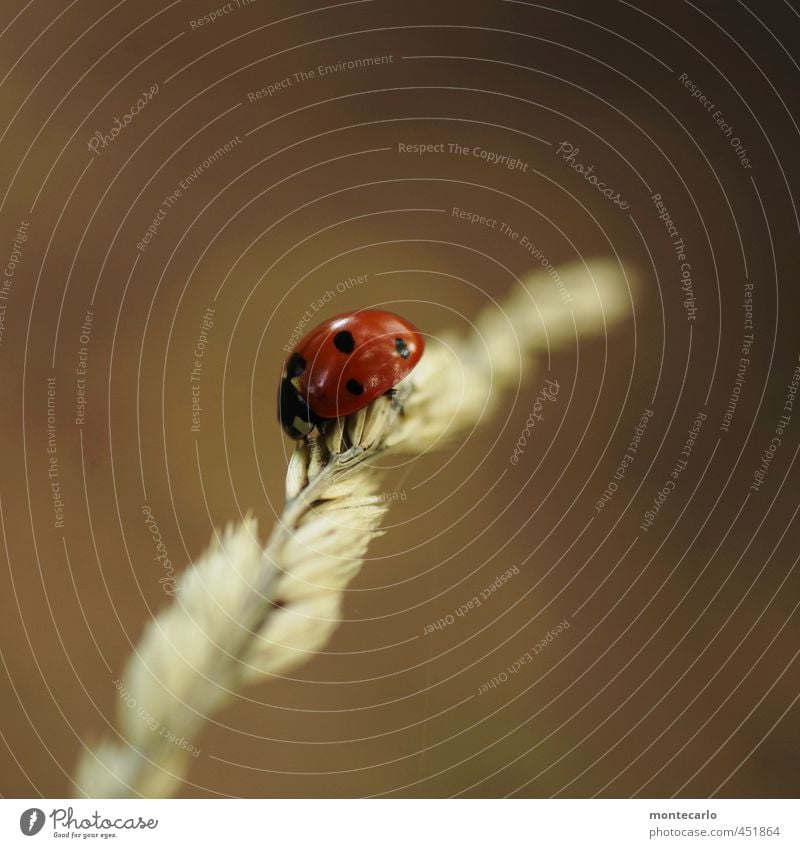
<box><xmin>278</xmin><ymin>309</ymin><xmax>425</xmax><ymax>438</ymax></box>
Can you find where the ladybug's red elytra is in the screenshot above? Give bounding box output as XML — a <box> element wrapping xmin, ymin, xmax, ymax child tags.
<box><xmin>278</xmin><ymin>309</ymin><xmax>425</xmax><ymax>439</ymax></box>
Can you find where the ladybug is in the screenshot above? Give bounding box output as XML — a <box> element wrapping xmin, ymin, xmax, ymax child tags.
<box><xmin>278</xmin><ymin>309</ymin><xmax>425</xmax><ymax>439</ymax></box>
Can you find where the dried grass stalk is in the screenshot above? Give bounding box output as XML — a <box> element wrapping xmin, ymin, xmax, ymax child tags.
<box><xmin>73</xmin><ymin>259</ymin><xmax>634</xmax><ymax>797</ymax></box>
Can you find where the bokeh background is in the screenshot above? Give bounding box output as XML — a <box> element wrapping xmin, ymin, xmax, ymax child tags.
<box><xmin>1</xmin><ymin>0</ymin><xmax>798</xmax><ymax>798</ymax></box>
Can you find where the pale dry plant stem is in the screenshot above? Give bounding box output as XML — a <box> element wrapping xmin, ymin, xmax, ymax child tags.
<box><xmin>73</xmin><ymin>259</ymin><xmax>634</xmax><ymax>797</ymax></box>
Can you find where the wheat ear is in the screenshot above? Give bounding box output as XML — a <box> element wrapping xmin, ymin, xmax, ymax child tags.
<box><xmin>72</xmin><ymin>259</ymin><xmax>633</xmax><ymax>797</ymax></box>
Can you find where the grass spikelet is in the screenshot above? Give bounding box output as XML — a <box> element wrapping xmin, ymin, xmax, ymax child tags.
<box><xmin>73</xmin><ymin>259</ymin><xmax>635</xmax><ymax>797</ymax></box>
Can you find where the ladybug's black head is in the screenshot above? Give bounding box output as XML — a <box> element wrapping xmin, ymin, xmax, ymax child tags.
<box><xmin>277</xmin><ymin>375</ymin><xmax>322</xmax><ymax>439</ymax></box>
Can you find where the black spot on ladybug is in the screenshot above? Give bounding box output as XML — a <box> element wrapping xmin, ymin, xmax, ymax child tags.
<box><xmin>333</xmin><ymin>330</ymin><xmax>355</xmax><ymax>353</ymax></box>
<box><xmin>278</xmin><ymin>376</ymin><xmax>322</xmax><ymax>438</ymax></box>
<box><xmin>286</xmin><ymin>353</ymin><xmax>306</xmax><ymax>377</ymax></box>
<box><xmin>346</xmin><ymin>378</ymin><xmax>364</xmax><ymax>395</ymax></box>
<box><xmin>395</xmin><ymin>337</ymin><xmax>410</xmax><ymax>359</ymax></box>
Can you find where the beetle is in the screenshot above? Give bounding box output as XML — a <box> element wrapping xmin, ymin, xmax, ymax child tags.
<box><xmin>278</xmin><ymin>309</ymin><xmax>425</xmax><ymax>438</ymax></box>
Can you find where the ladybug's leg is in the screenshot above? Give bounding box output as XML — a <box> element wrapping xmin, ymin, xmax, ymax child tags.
<box><xmin>383</xmin><ymin>387</ymin><xmax>397</xmax><ymax>400</ymax></box>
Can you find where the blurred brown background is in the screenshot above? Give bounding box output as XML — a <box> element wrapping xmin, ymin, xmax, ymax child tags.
<box><xmin>0</xmin><ymin>0</ymin><xmax>798</xmax><ymax>798</ymax></box>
